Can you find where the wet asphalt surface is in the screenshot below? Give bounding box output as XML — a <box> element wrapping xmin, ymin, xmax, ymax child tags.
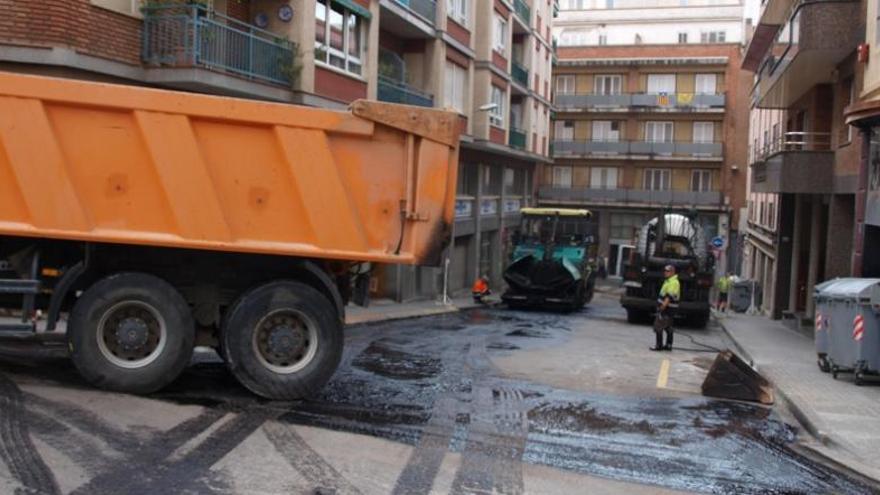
<box><xmin>0</xmin><ymin>298</ymin><xmax>876</xmax><ymax>494</ymax></box>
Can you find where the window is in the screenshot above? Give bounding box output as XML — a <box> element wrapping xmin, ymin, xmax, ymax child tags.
<box><xmin>647</xmin><ymin>74</ymin><xmax>676</xmax><ymax>94</ymax></box>
<box><xmin>554</xmin><ymin>121</ymin><xmax>574</xmax><ymax>140</ymax></box>
<box><xmin>490</xmin><ymin>85</ymin><xmax>505</xmax><ymax>127</ymax></box>
<box><xmin>700</xmin><ymin>31</ymin><xmax>726</xmax><ymax>43</ymax></box>
<box><xmin>592</xmin><ymin>121</ymin><xmax>620</xmax><ymax>142</ymax></box>
<box><xmin>645</xmin><ymin>121</ymin><xmax>673</xmax><ymax>143</ymax></box>
<box><xmin>694</xmin><ymin>74</ymin><xmax>717</xmax><ymax>95</ymax></box>
<box><xmin>591</xmin><ymin>167</ymin><xmax>618</xmax><ymax>190</ymax></box>
<box><xmin>493</xmin><ymin>14</ymin><xmax>508</xmax><ymax>53</ymax></box>
<box><xmin>552</xmin><ymin>166</ymin><xmax>573</xmax><ymax>187</ymax></box>
<box><xmin>92</xmin><ymin>0</ymin><xmax>140</xmax><ymax>16</ymax></box>
<box><xmin>594</xmin><ymin>75</ymin><xmax>622</xmax><ymax>95</ymax></box>
<box><xmin>447</xmin><ymin>0</ymin><xmax>469</xmax><ymax>26</ymax></box>
<box><xmin>561</xmin><ymin>0</ymin><xmax>587</xmax><ymax>8</ymax></box>
<box><xmin>771</xmin><ymin>123</ymin><xmax>780</xmax><ymax>152</ymax></box>
<box><xmin>691</xmin><ymin>170</ymin><xmax>712</xmax><ymax>192</ymax></box>
<box><xmin>678</xmin><ymin>32</ymin><xmax>688</xmax><ymax>43</ymax></box>
<box><xmin>444</xmin><ymin>61</ymin><xmax>468</xmax><ymax>113</ymax></box>
<box><xmin>560</xmin><ymin>30</ymin><xmax>588</xmax><ymax>46</ymax></box>
<box><xmin>693</xmin><ymin>122</ymin><xmax>714</xmax><ymax>143</ymax></box>
<box><xmin>556</xmin><ymin>76</ymin><xmax>575</xmax><ymax>95</ymax></box>
<box><xmin>611</xmin><ymin>213</ymin><xmax>643</xmax><ymax>241</ymax></box>
<box><xmin>598</xmin><ymin>34</ymin><xmax>608</xmax><ymax>45</ymax></box>
<box><xmin>315</xmin><ymin>1</ymin><xmax>365</xmax><ymax>76</ymax></box>
<box><xmin>644</xmin><ymin>169</ymin><xmax>671</xmax><ymax>191</ymax></box>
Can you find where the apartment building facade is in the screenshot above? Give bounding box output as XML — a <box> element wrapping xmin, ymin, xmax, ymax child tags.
<box><xmin>547</xmin><ymin>1</ymin><xmax>750</xmax><ymax>278</ymax></box>
<box><xmin>0</xmin><ymin>0</ymin><xmax>555</xmax><ymax>300</ymax></box>
<box><xmin>742</xmin><ymin>0</ymin><xmax>866</xmax><ymax>319</ymax></box>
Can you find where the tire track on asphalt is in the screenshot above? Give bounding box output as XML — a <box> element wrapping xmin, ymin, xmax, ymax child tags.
<box><xmin>23</xmin><ymin>392</ymin><xmax>139</xmax><ymax>453</ymax></box>
<box><xmin>0</xmin><ymin>374</ymin><xmax>60</xmax><ymax>495</ymax></box>
<box><xmin>263</xmin><ymin>420</ymin><xmax>364</xmax><ymax>495</ymax></box>
<box><xmin>450</xmin><ymin>339</ymin><xmax>526</xmax><ymax>495</ymax></box>
<box><xmin>25</xmin><ymin>409</ymin><xmax>115</xmax><ymax>476</ymax></box>
<box><xmin>390</xmin><ymin>343</ymin><xmax>470</xmax><ymax>495</ymax></box>
<box><xmin>70</xmin><ymin>407</ymin><xmax>229</xmax><ymax>494</ymax></box>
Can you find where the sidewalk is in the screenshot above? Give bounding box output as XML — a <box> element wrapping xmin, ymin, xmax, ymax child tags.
<box><xmin>719</xmin><ymin>313</ymin><xmax>880</xmax><ymax>482</ymax></box>
<box><xmin>344</xmin><ymin>296</ymin><xmax>483</xmax><ymax>325</ymax></box>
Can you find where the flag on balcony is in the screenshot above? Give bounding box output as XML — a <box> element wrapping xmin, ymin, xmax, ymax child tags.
<box><xmin>678</xmin><ymin>93</ymin><xmax>693</xmax><ymax>105</ymax></box>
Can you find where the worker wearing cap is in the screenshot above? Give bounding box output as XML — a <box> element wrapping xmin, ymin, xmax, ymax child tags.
<box><xmin>652</xmin><ymin>264</ymin><xmax>680</xmax><ymax>351</ymax></box>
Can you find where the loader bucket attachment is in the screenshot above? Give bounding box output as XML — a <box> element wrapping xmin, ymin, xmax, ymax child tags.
<box><xmin>701</xmin><ymin>351</ymin><xmax>774</xmax><ymax>405</ymax></box>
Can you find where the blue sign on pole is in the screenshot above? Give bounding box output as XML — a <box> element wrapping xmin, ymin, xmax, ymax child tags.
<box><xmin>711</xmin><ymin>236</ymin><xmax>725</xmax><ymax>249</ymax></box>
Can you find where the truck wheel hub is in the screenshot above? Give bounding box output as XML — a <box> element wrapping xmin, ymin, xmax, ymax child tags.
<box><xmin>97</xmin><ymin>301</ymin><xmax>167</xmax><ymax>369</ymax></box>
<box><xmin>267</xmin><ymin>325</ymin><xmax>304</xmax><ymax>358</ymax></box>
<box><xmin>253</xmin><ymin>310</ymin><xmax>318</xmax><ymax>374</ymax></box>
<box><xmin>116</xmin><ymin>317</ymin><xmax>149</xmax><ymax>349</ymax></box>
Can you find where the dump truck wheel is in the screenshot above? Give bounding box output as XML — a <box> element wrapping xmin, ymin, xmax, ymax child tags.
<box><xmin>626</xmin><ymin>308</ymin><xmax>649</xmax><ymax>324</ymax></box>
<box><xmin>221</xmin><ymin>281</ymin><xmax>342</xmax><ymax>400</ymax></box>
<box><xmin>68</xmin><ymin>273</ymin><xmax>195</xmax><ymax>394</ymax></box>
<box><xmin>687</xmin><ymin>311</ymin><xmax>710</xmax><ymax>329</ymax></box>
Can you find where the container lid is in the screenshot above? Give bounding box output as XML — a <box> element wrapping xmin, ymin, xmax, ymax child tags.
<box><xmin>815</xmin><ymin>278</ymin><xmax>880</xmax><ymax>301</ymax></box>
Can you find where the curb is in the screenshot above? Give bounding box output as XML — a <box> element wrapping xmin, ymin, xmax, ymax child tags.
<box><xmin>344</xmin><ymin>301</ymin><xmax>494</xmax><ymax>327</ymax></box>
<box><xmin>345</xmin><ymin>305</ymin><xmax>459</xmax><ymax>326</ymax></box>
<box><xmin>715</xmin><ymin>317</ymin><xmax>834</xmax><ymax>446</ymax></box>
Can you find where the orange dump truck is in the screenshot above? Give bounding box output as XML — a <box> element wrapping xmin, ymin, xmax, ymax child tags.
<box><xmin>0</xmin><ymin>72</ymin><xmax>459</xmax><ymax>399</ymax></box>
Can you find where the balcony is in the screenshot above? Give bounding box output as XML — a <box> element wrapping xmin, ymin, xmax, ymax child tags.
<box><xmin>509</xmin><ymin>128</ymin><xmax>527</xmax><ymax>150</ymax></box>
<box><xmin>142</xmin><ymin>4</ymin><xmax>294</xmax><ymax>87</ymax></box>
<box><xmin>555</xmin><ymin>93</ymin><xmax>726</xmax><ymax>112</ymax></box>
<box><xmin>552</xmin><ymin>140</ymin><xmax>723</xmax><ymax>159</ymax></box>
<box><xmin>511</xmin><ymin>62</ymin><xmax>529</xmax><ymax>88</ymax></box>
<box><xmin>378</xmin><ymin>75</ymin><xmax>434</xmax><ymax>107</ymax></box>
<box><xmin>539</xmin><ymin>186</ymin><xmax>723</xmax><ymax>207</ymax></box>
<box><xmin>751</xmin><ymin>132</ymin><xmax>834</xmax><ymax>193</ymax></box>
<box><xmin>380</xmin><ymin>0</ymin><xmax>436</xmax><ymax>38</ymax></box>
<box><xmin>514</xmin><ymin>0</ymin><xmax>531</xmax><ymax>25</ymax></box>
<box><xmin>751</xmin><ymin>0</ymin><xmax>861</xmax><ymax>109</ymax></box>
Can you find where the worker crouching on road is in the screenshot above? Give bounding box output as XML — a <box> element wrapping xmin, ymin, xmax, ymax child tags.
<box><xmin>472</xmin><ymin>275</ymin><xmax>491</xmax><ymax>304</ymax></box>
<box><xmin>652</xmin><ymin>264</ymin><xmax>680</xmax><ymax>351</ymax></box>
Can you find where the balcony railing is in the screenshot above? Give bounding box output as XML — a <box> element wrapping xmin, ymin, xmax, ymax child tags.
<box><xmin>509</xmin><ymin>128</ymin><xmax>527</xmax><ymax>149</ymax></box>
<box><xmin>393</xmin><ymin>0</ymin><xmax>437</xmax><ymax>24</ymax></box>
<box><xmin>539</xmin><ymin>186</ymin><xmax>722</xmax><ymax>206</ymax></box>
<box><xmin>142</xmin><ymin>4</ymin><xmax>294</xmax><ymax>86</ymax></box>
<box><xmin>552</xmin><ymin>140</ymin><xmax>723</xmax><ymax>158</ymax></box>
<box><xmin>555</xmin><ymin>93</ymin><xmax>726</xmax><ymax>110</ymax></box>
<box><xmin>511</xmin><ymin>62</ymin><xmax>529</xmax><ymax>87</ymax></box>
<box><xmin>514</xmin><ymin>0</ymin><xmax>531</xmax><ymax>23</ymax></box>
<box><xmin>751</xmin><ymin>132</ymin><xmax>832</xmax><ymax>163</ymax></box>
<box><xmin>378</xmin><ymin>75</ymin><xmax>434</xmax><ymax>107</ymax></box>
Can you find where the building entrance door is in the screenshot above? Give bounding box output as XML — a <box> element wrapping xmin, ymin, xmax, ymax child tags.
<box><xmin>608</xmin><ymin>243</ymin><xmax>635</xmax><ymax>277</ymax></box>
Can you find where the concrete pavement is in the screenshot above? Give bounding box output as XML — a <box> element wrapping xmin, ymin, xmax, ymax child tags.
<box><xmin>718</xmin><ymin>312</ymin><xmax>880</xmax><ymax>482</ymax></box>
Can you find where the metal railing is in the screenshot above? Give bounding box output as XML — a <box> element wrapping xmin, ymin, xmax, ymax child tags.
<box><xmin>539</xmin><ymin>186</ymin><xmax>722</xmax><ymax>206</ymax></box>
<box><xmin>509</xmin><ymin>128</ymin><xmax>527</xmax><ymax>149</ymax></box>
<box><xmin>751</xmin><ymin>131</ymin><xmax>832</xmax><ymax>163</ymax></box>
<box><xmin>393</xmin><ymin>0</ymin><xmax>437</xmax><ymax>24</ymax></box>
<box><xmin>555</xmin><ymin>92</ymin><xmax>726</xmax><ymax>110</ymax></box>
<box><xmin>378</xmin><ymin>75</ymin><xmax>434</xmax><ymax>107</ymax></box>
<box><xmin>511</xmin><ymin>62</ymin><xmax>529</xmax><ymax>87</ymax></box>
<box><xmin>552</xmin><ymin>140</ymin><xmax>723</xmax><ymax>158</ymax></box>
<box><xmin>142</xmin><ymin>4</ymin><xmax>294</xmax><ymax>86</ymax></box>
<box><xmin>514</xmin><ymin>0</ymin><xmax>531</xmax><ymax>23</ymax></box>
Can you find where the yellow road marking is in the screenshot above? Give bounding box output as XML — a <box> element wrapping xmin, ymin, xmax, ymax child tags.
<box><xmin>656</xmin><ymin>359</ymin><xmax>670</xmax><ymax>389</ymax></box>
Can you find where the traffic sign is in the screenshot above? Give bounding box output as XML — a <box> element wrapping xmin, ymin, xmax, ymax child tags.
<box><xmin>711</xmin><ymin>236</ymin><xmax>725</xmax><ymax>249</ymax></box>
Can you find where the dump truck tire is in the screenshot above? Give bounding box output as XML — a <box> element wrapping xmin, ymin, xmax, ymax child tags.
<box><xmin>689</xmin><ymin>311</ymin><xmax>710</xmax><ymax>329</ymax></box>
<box><xmin>221</xmin><ymin>281</ymin><xmax>342</xmax><ymax>400</ymax></box>
<box><xmin>68</xmin><ymin>273</ymin><xmax>195</xmax><ymax>394</ymax></box>
<box><xmin>626</xmin><ymin>308</ymin><xmax>649</xmax><ymax>324</ymax></box>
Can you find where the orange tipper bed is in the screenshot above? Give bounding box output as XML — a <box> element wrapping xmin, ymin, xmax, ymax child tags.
<box><xmin>0</xmin><ymin>71</ymin><xmax>460</xmax><ymax>266</ymax></box>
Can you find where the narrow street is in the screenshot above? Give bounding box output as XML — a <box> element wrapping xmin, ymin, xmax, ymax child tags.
<box><xmin>0</xmin><ymin>294</ymin><xmax>873</xmax><ymax>494</ymax></box>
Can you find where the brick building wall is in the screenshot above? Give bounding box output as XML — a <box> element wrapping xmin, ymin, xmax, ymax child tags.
<box><xmin>0</xmin><ymin>0</ymin><xmax>142</xmax><ymax>65</ymax></box>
